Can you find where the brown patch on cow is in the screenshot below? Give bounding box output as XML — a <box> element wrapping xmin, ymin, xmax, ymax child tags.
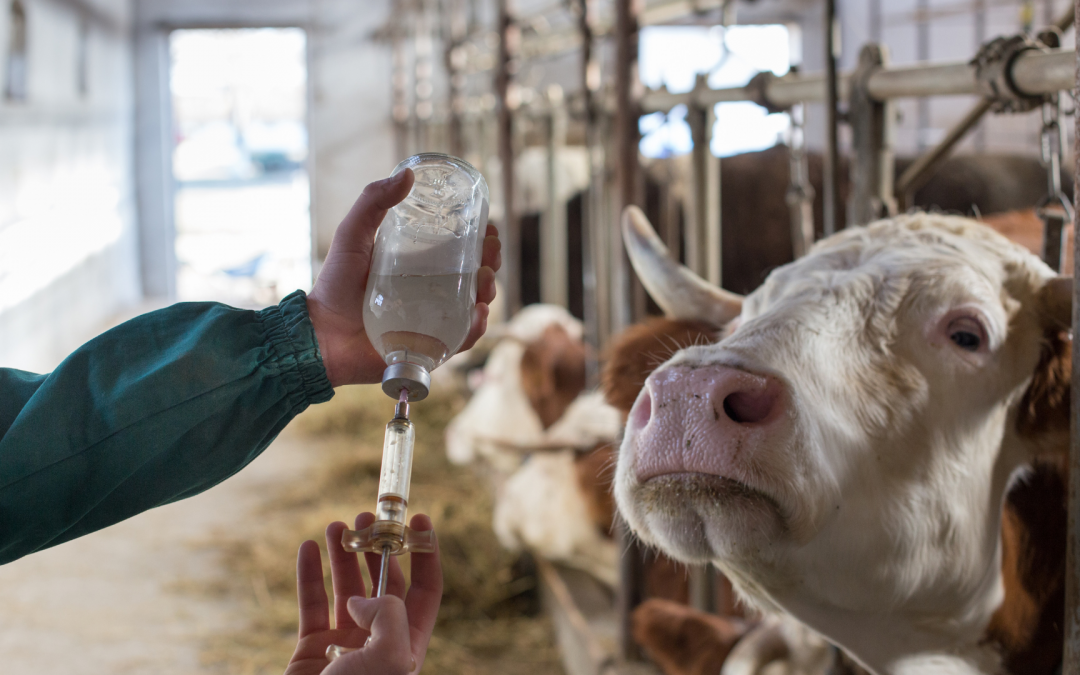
<box><xmin>602</xmin><ymin>319</ymin><xmax>718</xmax><ymax>416</ymax></box>
<box><xmin>519</xmin><ymin>323</ymin><xmax>587</xmax><ymax>429</ymax></box>
<box><xmin>1015</xmin><ymin>328</ymin><xmax>1070</xmax><ymax>442</ymax></box>
<box><xmin>574</xmin><ymin>444</ymin><xmax>617</xmax><ymax>537</ymax></box>
<box><xmin>984</xmin><ymin>457</ymin><xmax>1067</xmax><ymax>674</ymax></box>
<box><xmin>632</xmin><ymin>598</ymin><xmax>750</xmax><ymax>675</ymax></box>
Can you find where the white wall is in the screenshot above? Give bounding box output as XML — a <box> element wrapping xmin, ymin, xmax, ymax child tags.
<box><xmin>0</xmin><ymin>0</ymin><xmax>141</xmax><ymax>372</ymax></box>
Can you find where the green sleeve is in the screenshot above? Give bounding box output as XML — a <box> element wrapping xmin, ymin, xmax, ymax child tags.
<box><xmin>0</xmin><ymin>290</ymin><xmax>334</xmax><ymax>564</ymax></box>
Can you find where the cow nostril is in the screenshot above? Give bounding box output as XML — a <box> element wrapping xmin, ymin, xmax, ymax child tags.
<box><xmin>722</xmin><ymin>389</ymin><xmax>778</xmax><ymax>425</ymax></box>
<box><xmin>631</xmin><ymin>390</ymin><xmax>653</xmax><ymax>429</ymax></box>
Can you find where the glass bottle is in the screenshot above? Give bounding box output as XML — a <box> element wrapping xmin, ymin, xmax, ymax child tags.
<box><xmin>363</xmin><ymin>153</ymin><xmax>489</xmax><ymax>401</ymax></box>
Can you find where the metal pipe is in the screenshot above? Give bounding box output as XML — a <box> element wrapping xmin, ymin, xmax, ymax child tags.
<box><xmin>1065</xmin><ymin>2</ymin><xmax>1080</xmax><ymax>671</ymax></box>
<box><xmin>824</xmin><ymin>0</ymin><xmax>841</xmax><ymax>236</ymax></box>
<box><xmin>611</xmin><ymin>0</ymin><xmax>637</xmax><ymax>336</ymax></box>
<box><xmin>640</xmin><ymin>49</ymin><xmax>1076</xmax><ymax>112</ymax></box>
<box><xmin>895</xmin><ymin>4</ymin><xmax>1075</xmax><ymax>208</ymax></box>
<box><xmin>577</xmin><ymin>0</ymin><xmax>603</xmax><ymax>388</ymax></box>
<box><xmin>496</xmin><ymin>0</ymin><xmax>521</xmax><ymax>314</ymax></box>
<box><xmin>541</xmin><ymin>92</ymin><xmax>569</xmax><ymax>308</ymax></box>
<box><xmin>895</xmin><ymin>98</ymin><xmax>993</xmax><ymax>206</ymax></box>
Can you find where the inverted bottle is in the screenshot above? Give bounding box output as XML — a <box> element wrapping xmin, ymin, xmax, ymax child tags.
<box><xmin>362</xmin><ymin>152</ymin><xmax>490</xmax><ymax>401</ymax></box>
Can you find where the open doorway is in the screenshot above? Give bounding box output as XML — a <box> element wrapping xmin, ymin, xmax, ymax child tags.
<box><xmin>169</xmin><ymin>28</ymin><xmax>311</xmax><ymax>306</ymax></box>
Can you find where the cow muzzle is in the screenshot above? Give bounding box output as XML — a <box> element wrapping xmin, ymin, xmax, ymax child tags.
<box><xmin>629</xmin><ymin>364</ymin><xmax>788</xmax><ymax>483</ymax></box>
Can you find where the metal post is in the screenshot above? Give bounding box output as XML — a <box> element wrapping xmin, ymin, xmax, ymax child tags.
<box><xmin>916</xmin><ymin>0</ymin><xmax>930</xmax><ymax>151</ymax></box>
<box><xmin>1065</xmin><ymin>2</ymin><xmax>1080</xmax><ymax>670</ymax></box>
<box><xmin>391</xmin><ymin>2</ymin><xmax>410</xmax><ymax>161</ymax></box>
<box><xmin>612</xmin><ymin>0</ymin><xmax>638</xmax><ymax>333</ymax></box>
<box><xmin>688</xmin><ymin>565</ymin><xmax>717</xmax><ymax>614</ymax></box>
<box><xmin>613</xmin><ymin>0</ymin><xmax>645</xmax><ymax>660</ymax></box>
<box><xmin>414</xmin><ymin>0</ymin><xmax>435</xmax><ymax>150</ymax></box>
<box><xmin>973</xmin><ymin>0</ymin><xmax>987</xmax><ymax>151</ymax></box>
<box><xmin>787</xmin><ymin>103</ymin><xmax>816</xmax><ymax>258</ymax></box>
<box><xmin>823</xmin><ymin>0</ymin><xmax>842</xmax><ymax>236</ymax></box>
<box><xmin>444</xmin><ymin>0</ymin><xmax>467</xmax><ymax>158</ymax></box>
<box><xmin>686</xmin><ymin>73</ymin><xmax>721</xmax><ymax>279</ymax></box>
<box><xmin>496</xmin><ymin>0</ymin><xmax>521</xmax><ymax>314</ymax></box>
<box><xmin>849</xmin><ymin>43</ymin><xmax>896</xmax><ymax>225</ymax></box>
<box><xmin>577</xmin><ymin>0</ymin><xmax>606</xmax><ymax>380</ymax></box>
<box><xmin>705</xmin><ymin>103</ymin><xmax>722</xmax><ymax>287</ymax></box>
<box><xmin>541</xmin><ymin>87</ymin><xmax>569</xmax><ymax>307</ymax></box>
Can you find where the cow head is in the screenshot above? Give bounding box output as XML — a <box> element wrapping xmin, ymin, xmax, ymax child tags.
<box><xmin>608</xmin><ymin>207</ymin><xmax>1071</xmax><ymax>673</ymax></box>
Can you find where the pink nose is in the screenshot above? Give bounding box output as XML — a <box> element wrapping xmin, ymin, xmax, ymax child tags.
<box><xmin>629</xmin><ymin>364</ymin><xmax>786</xmax><ymax>482</ymax></box>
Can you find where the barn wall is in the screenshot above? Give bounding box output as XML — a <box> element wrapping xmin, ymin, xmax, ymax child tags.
<box><xmin>0</xmin><ymin>0</ymin><xmax>141</xmax><ymax>372</ymax></box>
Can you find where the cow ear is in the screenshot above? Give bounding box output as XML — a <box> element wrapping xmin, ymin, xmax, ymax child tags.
<box><xmin>601</xmin><ymin>319</ymin><xmax>718</xmax><ymax>417</ymax></box>
<box><xmin>1016</xmin><ymin>277</ymin><xmax>1071</xmax><ymax>443</ymax></box>
<box><xmin>1037</xmin><ymin>276</ymin><xmax>1071</xmax><ymax>331</ymax></box>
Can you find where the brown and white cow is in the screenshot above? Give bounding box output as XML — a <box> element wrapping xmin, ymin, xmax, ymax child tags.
<box><xmin>444</xmin><ymin>303</ymin><xmax>624</xmax><ymax>584</ymax></box>
<box><xmin>607</xmin><ymin>206</ymin><xmax>1070</xmax><ymax>674</ymax></box>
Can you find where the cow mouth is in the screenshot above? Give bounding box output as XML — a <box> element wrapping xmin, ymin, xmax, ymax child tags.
<box><xmin>630</xmin><ymin>472</ymin><xmax>789</xmax><ymax>560</ymax></box>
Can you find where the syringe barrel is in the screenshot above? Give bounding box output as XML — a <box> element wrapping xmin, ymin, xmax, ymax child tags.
<box><xmin>374</xmin><ymin>417</ymin><xmax>415</xmax><ymax>527</ymax></box>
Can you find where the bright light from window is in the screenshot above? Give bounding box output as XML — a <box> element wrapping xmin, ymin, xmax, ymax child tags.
<box><xmin>638</xmin><ymin>24</ymin><xmax>792</xmax><ymax>159</ymax></box>
<box><xmin>711</xmin><ymin>103</ymin><xmax>790</xmax><ymax>157</ymax></box>
<box><xmin>169</xmin><ymin>28</ymin><xmax>311</xmax><ymax>307</ymax></box>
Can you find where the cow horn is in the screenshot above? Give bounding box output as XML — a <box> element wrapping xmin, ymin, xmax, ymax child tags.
<box><xmin>622</xmin><ymin>205</ymin><xmax>743</xmax><ymax>327</ymax></box>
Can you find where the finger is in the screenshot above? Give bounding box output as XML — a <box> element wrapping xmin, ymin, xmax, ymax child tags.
<box><xmin>404</xmin><ymin>515</ymin><xmax>442</xmax><ymax>652</ymax></box>
<box><xmin>476</xmin><ymin>266</ymin><xmax>497</xmax><ymax>306</ymax></box>
<box><xmin>482</xmin><ymin>233</ymin><xmax>502</xmax><ymax>273</ymax></box>
<box><xmin>326</xmin><ymin>521</ymin><xmax>366</xmax><ymax>629</ymax></box>
<box><xmin>485</xmin><ymin>223</ymin><xmax>499</xmax><ymax>238</ymax></box>
<box><xmin>346</xmin><ymin>596</ymin><xmax>415</xmax><ymax>674</ymax></box>
<box><xmin>296</xmin><ymin>540</ymin><xmax>331</xmax><ymax>637</ymax></box>
<box><xmin>329</xmin><ymin>169</ymin><xmax>415</xmax><ymax>255</ymax></box>
<box><xmin>457</xmin><ymin>302</ymin><xmax>490</xmax><ymax>353</ymax></box>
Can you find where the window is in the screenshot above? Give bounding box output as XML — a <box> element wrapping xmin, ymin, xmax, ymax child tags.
<box><xmin>4</xmin><ymin>0</ymin><xmax>27</xmax><ymax>102</ymax></box>
<box><xmin>638</xmin><ymin>24</ymin><xmax>793</xmax><ymax>158</ymax></box>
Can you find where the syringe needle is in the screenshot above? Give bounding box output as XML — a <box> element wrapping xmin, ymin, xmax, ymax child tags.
<box><xmin>376</xmin><ymin>544</ymin><xmax>392</xmax><ymax>597</ymax></box>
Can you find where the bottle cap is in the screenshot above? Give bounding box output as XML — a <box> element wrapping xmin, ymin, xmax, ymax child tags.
<box><xmin>382</xmin><ymin>362</ymin><xmax>430</xmax><ymax>401</ymax></box>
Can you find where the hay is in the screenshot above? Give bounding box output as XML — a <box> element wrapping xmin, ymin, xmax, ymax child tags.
<box><xmin>197</xmin><ymin>384</ymin><xmax>565</xmax><ymax>674</ymax></box>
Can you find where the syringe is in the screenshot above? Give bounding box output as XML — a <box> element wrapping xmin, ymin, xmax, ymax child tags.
<box><xmin>326</xmin><ymin>388</ymin><xmax>435</xmax><ymax>662</ymax></box>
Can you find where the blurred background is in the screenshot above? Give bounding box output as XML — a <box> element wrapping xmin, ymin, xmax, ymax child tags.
<box><xmin>0</xmin><ymin>0</ymin><xmax>1074</xmax><ymax>673</ymax></box>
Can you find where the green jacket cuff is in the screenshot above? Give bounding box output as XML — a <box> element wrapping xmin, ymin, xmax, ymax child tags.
<box><xmin>258</xmin><ymin>290</ymin><xmax>335</xmax><ymax>407</ymax></box>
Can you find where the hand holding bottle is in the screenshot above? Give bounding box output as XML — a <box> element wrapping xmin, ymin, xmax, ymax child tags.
<box><xmin>307</xmin><ymin>170</ymin><xmax>502</xmax><ymax>387</ymax></box>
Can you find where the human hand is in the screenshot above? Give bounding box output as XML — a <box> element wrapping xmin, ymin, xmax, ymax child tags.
<box><xmin>284</xmin><ymin>513</ymin><xmax>443</xmax><ymax>675</ymax></box>
<box><xmin>306</xmin><ymin>171</ymin><xmax>502</xmax><ymax>387</ymax></box>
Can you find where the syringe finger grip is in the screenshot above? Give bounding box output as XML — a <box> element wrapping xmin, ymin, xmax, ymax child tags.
<box><xmin>342</xmin><ymin>524</ymin><xmax>435</xmax><ymax>555</ymax></box>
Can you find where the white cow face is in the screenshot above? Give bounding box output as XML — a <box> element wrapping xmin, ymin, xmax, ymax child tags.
<box><xmin>614</xmin><ymin>214</ymin><xmax>1067</xmax><ymax>638</ymax></box>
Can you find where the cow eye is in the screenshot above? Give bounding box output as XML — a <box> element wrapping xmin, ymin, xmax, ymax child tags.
<box><xmin>950</xmin><ymin>331</ymin><xmax>981</xmax><ymax>351</ymax></box>
<box><xmin>947</xmin><ymin>317</ymin><xmax>985</xmax><ymax>352</ymax></box>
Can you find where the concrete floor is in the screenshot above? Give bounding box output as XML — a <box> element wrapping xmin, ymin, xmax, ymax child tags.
<box><xmin>0</xmin><ymin>427</ymin><xmax>313</xmax><ymax>675</ymax></box>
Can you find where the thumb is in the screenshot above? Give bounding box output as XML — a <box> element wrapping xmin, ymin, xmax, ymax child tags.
<box><xmin>329</xmin><ymin>169</ymin><xmax>415</xmax><ymax>255</ymax></box>
<box><xmin>346</xmin><ymin>595</ymin><xmax>416</xmax><ymax>673</ymax></box>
